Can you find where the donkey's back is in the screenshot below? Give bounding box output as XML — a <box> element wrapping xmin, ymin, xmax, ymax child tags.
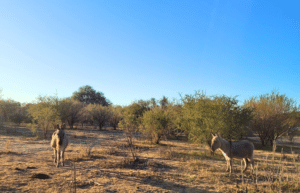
<box><xmin>211</xmin><ymin>134</ymin><xmax>255</xmax><ymax>173</ymax></box>
<box><xmin>231</xmin><ymin>140</ymin><xmax>254</xmax><ymax>159</ymax></box>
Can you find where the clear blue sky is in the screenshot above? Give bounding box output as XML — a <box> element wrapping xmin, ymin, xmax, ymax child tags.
<box><xmin>1</xmin><ymin>0</ymin><xmax>299</xmax><ymax>105</ymax></box>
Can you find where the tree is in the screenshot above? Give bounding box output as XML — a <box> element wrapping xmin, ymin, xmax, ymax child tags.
<box><xmin>168</xmin><ymin>104</ymin><xmax>188</xmax><ymax>140</ymax></box>
<box><xmin>287</xmin><ymin>126</ymin><xmax>299</xmax><ymax>143</ymax></box>
<box><xmin>9</xmin><ymin>104</ymin><xmax>31</xmax><ymax>125</ymax></box>
<box><xmin>244</xmin><ymin>91</ymin><xmax>300</xmax><ymax>146</ymax></box>
<box><xmin>136</xmin><ymin>99</ymin><xmax>151</xmax><ymax>111</ymax></box>
<box><xmin>159</xmin><ymin>96</ymin><xmax>169</xmax><ymax>109</ymax></box>
<box><xmin>0</xmin><ymin>90</ymin><xmax>31</xmax><ymax>126</ymax></box>
<box><xmin>119</xmin><ymin>102</ymin><xmax>149</xmax><ymax>131</ymax></box>
<box><xmin>119</xmin><ymin>102</ymin><xmax>149</xmax><ymax>145</ymax></box>
<box><xmin>86</xmin><ymin>104</ymin><xmax>112</xmax><ymax>130</ymax></box>
<box><xmin>72</xmin><ymin>85</ymin><xmax>111</xmax><ymax>106</ymax></box>
<box><xmin>0</xmin><ymin>99</ymin><xmax>21</xmax><ymax>122</ymax></box>
<box><xmin>181</xmin><ymin>91</ymin><xmax>252</xmax><ymax>146</ymax></box>
<box><xmin>77</xmin><ymin>107</ymin><xmax>92</xmax><ymax>127</ymax></box>
<box><xmin>57</xmin><ymin>98</ymin><xmax>86</xmax><ymax>129</ymax></box>
<box><xmin>149</xmin><ymin>98</ymin><xmax>157</xmax><ymax>109</ymax></box>
<box><xmin>27</xmin><ymin>95</ymin><xmax>61</xmax><ymax>138</ymax></box>
<box><xmin>108</xmin><ymin>106</ymin><xmax>122</xmax><ymax>130</ymax></box>
<box><xmin>141</xmin><ymin>106</ymin><xmax>173</xmax><ymax>144</ymax></box>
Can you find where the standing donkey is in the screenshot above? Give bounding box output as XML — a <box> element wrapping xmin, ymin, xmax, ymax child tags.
<box><xmin>211</xmin><ymin>133</ymin><xmax>254</xmax><ymax>173</ymax></box>
<box><xmin>51</xmin><ymin>124</ymin><xmax>68</xmax><ymax>167</ymax></box>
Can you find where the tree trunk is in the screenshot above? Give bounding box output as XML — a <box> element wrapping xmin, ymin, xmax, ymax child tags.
<box><xmin>155</xmin><ymin>134</ymin><xmax>161</xmax><ymax>144</ymax></box>
<box><xmin>259</xmin><ymin>133</ymin><xmax>269</xmax><ymax>146</ymax></box>
<box><xmin>43</xmin><ymin>126</ymin><xmax>48</xmax><ymax>139</ymax></box>
<box><xmin>68</xmin><ymin>120</ymin><xmax>74</xmax><ymax>129</ymax></box>
<box><xmin>260</xmin><ymin>137</ymin><xmax>266</xmax><ymax>146</ymax></box>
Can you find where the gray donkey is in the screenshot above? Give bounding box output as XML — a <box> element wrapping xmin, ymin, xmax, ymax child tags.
<box><xmin>51</xmin><ymin>124</ymin><xmax>68</xmax><ymax>167</ymax></box>
<box><xmin>211</xmin><ymin>133</ymin><xmax>254</xmax><ymax>173</ymax></box>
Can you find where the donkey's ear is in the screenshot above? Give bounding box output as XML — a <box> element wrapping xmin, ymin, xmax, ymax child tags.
<box><xmin>61</xmin><ymin>123</ymin><xmax>66</xmax><ymax>130</ymax></box>
<box><xmin>56</xmin><ymin>124</ymin><xmax>60</xmax><ymax>129</ymax></box>
<box><xmin>211</xmin><ymin>132</ymin><xmax>215</xmax><ymax>137</ymax></box>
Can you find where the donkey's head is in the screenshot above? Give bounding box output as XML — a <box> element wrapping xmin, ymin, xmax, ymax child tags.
<box><xmin>61</xmin><ymin>123</ymin><xmax>66</xmax><ymax>130</ymax></box>
<box><xmin>56</xmin><ymin>124</ymin><xmax>66</xmax><ymax>130</ymax></box>
<box><xmin>54</xmin><ymin>124</ymin><xmax>65</xmax><ymax>146</ymax></box>
<box><xmin>211</xmin><ymin>133</ymin><xmax>222</xmax><ymax>152</ymax></box>
<box><xmin>56</xmin><ymin>127</ymin><xmax>65</xmax><ymax>146</ymax></box>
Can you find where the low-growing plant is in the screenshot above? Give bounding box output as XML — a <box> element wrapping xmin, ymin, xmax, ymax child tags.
<box><xmin>80</xmin><ymin>145</ymin><xmax>92</xmax><ymax>157</ymax></box>
<box><xmin>30</xmin><ymin>123</ymin><xmax>38</xmax><ymax>136</ymax></box>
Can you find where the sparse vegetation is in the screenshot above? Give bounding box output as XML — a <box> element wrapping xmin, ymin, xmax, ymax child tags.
<box><xmin>108</xmin><ymin>105</ymin><xmax>122</xmax><ymax>130</ymax></box>
<box><xmin>86</xmin><ymin>104</ymin><xmax>112</xmax><ymax>130</ymax></box>
<box><xmin>29</xmin><ymin>123</ymin><xmax>38</xmax><ymax>136</ymax></box>
<box><xmin>244</xmin><ymin>91</ymin><xmax>300</xmax><ymax>146</ymax></box>
<box><xmin>58</xmin><ymin>98</ymin><xmax>87</xmax><ymax>129</ymax></box>
<box><xmin>181</xmin><ymin>92</ymin><xmax>253</xmax><ymax>146</ymax></box>
<box><xmin>27</xmin><ymin>95</ymin><xmax>61</xmax><ymax>138</ymax></box>
<box><xmin>141</xmin><ymin>106</ymin><xmax>173</xmax><ymax>144</ymax></box>
<box><xmin>0</xmin><ymin>90</ymin><xmax>300</xmax><ymax>192</ymax></box>
<box><xmin>0</xmin><ymin>123</ymin><xmax>300</xmax><ymax>192</ymax></box>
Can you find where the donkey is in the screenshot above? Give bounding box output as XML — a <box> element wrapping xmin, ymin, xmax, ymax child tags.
<box><xmin>51</xmin><ymin>124</ymin><xmax>68</xmax><ymax>167</ymax></box>
<box><xmin>211</xmin><ymin>133</ymin><xmax>254</xmax><ymax>173</ymax></box>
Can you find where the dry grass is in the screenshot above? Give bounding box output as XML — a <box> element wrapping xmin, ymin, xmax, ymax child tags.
<box><xmin>0</xmin><ymin>124</ymin><xmax>300</xmax><ymax>192</ymax></box>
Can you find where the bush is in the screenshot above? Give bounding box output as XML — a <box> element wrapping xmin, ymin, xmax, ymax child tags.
<box><xmin>30</xmin><ymin>123</ymin><xmax>38</xmax><ymax>136</ymax></box>
<box><xmin>86</xmin><ymin>104</ymin><xmax>112</xmax><ymax>130</ymax></box>
<box><xmin>181</xmin><ymin>92</ymin><xmax>252</xmax><ymax>146</ymax></box>
<box><xmin>141</xmin><ymin>106</ymin><xmax>173</xmax><ymax>144</ymax></box>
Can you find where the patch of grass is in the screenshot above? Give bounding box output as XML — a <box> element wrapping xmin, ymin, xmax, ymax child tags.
<box><xmin>187</xmin><ymin>160</ymin><xmax>211</xmax><ymax>171</ymax></box>
<box><xmin>74</xmin><ymin>180</ymin><xmax>94</xmax><ymax>189</ymax></box>
<box><xmin>5</xmin><ymin>140</ymin><xmax>12</xmax><ymax>151</ymax></box>
<box><xmin>160</xmin><ymin>147</ymin><xmax>224</xmax><ymax>161</ymax></box>
<box><xmin>71</xmin><ymin>145</ymin><xmax>93</xmax><ymax>161</ymax></box>
<box><xmin>270</xmin><ymin>181</ymin><xmax>300</xmax><ymax>193</ymax></box>
<box><xmin>1</xmin><ymin>125</ymin><xmax>300</xmax><ymax>193</ymax></box>
<box><xmin>254</xmin><ymin>142</ymin><xmax>300</xmax><ymax>154</ymax></box>
<box><xmin>100</xmin><ymin>147</ymin><xmax>119</xmax><ymax>155</ymax></box>
<box><xmin>0</xmin><ymin>150</ymin><xmax>20</xmax><ymax>155</ymax></box>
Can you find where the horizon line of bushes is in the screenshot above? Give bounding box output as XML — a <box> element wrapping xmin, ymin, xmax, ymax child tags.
<box><xmin>1</xmin><ymin>86</ymin><xmax>299</xmax><ymax>147</ymax></box>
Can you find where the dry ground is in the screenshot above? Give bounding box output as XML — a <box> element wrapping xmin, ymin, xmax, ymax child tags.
<box><xmin>1</xmin><ymin>124</ymin><xmax>300</xmax><ymax>193</ymax></box>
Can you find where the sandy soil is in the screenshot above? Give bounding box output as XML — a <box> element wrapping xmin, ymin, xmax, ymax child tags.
<box><xmin>1</xmin><ymin>125</ymin><xmax>300</xmax><ymax>193</ymax></box>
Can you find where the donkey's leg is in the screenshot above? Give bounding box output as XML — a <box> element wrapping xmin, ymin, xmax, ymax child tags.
<box><xmin>229</xmin><ymin>159</ymin><xmax>233</xmax><ymax>173</ymax></box>
<box><xmin>54</xmin><ymin>149</ymin><xmax>57</xmax><ymax>163</ymax></box>
<box><xmin>243</xmin><ymin>158</ymin><xmax>249</xmax><ymax>173</ymax></box>
<box><xmin>226</xmin><ymin>159</ymin><xmax>230</xmax><ymax>172</ymax></box>
<box><xmin>56</xmin><ymin>150</ymin><xmax>60</xmax><ymax>167</ymax></box>
<box><xmin>61</xmin><ymin>150</ymin><xmax>65</xmax><ymax>166</ymax></box>
<box><xmin>250</xmin><ymin>155</ymin><xmax>254</xmax><ymax>174</ymax></box>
